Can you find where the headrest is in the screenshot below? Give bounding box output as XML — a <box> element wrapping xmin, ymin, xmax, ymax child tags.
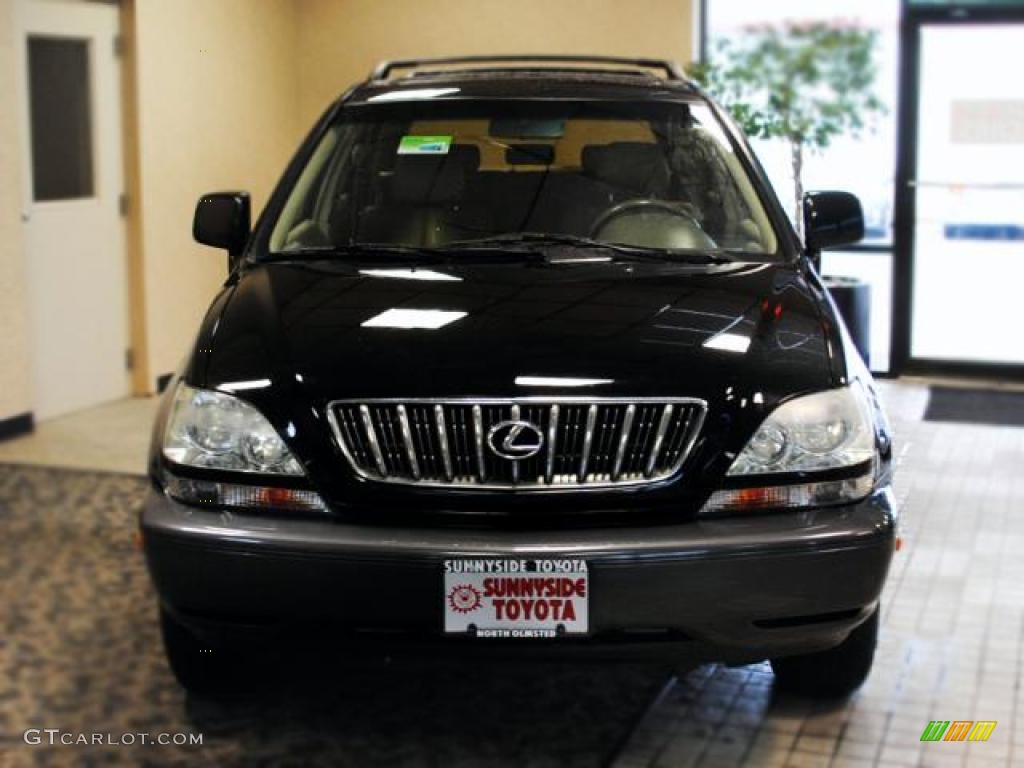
<box><xmin>581</xmin><ymin>142</ymin><xmax>670</xmax><ymax>195</ymax></box>
<box><xmin>390</xmin><ymin>144</ymin><xmax>480</xmax><ymax>204</ymax></box>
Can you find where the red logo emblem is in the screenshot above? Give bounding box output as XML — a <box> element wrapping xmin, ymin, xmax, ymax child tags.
<box><xmin>447</xmin><ymin>584</ymin><xmax>482</xmax><ymax>613</ymax></box>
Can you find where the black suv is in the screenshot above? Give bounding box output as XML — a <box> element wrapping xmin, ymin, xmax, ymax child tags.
<box><xmin>143</xmin><ymin>56</ymin><xmax>895</xmax><ymax>698</ymax></box>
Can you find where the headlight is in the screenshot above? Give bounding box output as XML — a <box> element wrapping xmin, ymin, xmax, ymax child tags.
<box><xmin>702</xmin><ymin>385</ymin><xmax>879</xmax><ymax>515</ymax></box>
<box><xmin>163</xmin><ymin>384</ymin><xmax>304</xmax><ymax>475</ymax></box>
<box><xmin>727</xmin><ymin>385</ymin><xmax>875</xmax><ymax>476</ymax></box>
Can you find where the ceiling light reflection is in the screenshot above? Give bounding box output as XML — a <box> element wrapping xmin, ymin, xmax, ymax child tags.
<box><xmin>218</xmin><ymin>378</ymin><xmax>272</xmax><ymax>393</ymax></box>
<box><xmin>359</xmin><ymin>268</ymin><xmax>461</xmax><ymax>282</ymax></box>
<box><xmin>361</xmin><ymin>308</ymin><xmax>467</xmax><ymax>330</ymax></box>
<box><xmin>367</xmin><ymin>87</ymin><xmax>460</xmax><ymax>102</ymax></box>
<box><xmin>514</xmin><ymin>376</ymin><xmax>614</xmax><ymax>388</ymax></box>
<box><xmin>702</xmin><ymin>332</ymin><xmax>751</xmax><ymax>354</ymax></box>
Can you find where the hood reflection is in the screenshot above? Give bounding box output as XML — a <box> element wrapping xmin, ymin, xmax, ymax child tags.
<box><xmin>361</xmin><ymin>308</ymin><xmax>467</xmax><ymax>330</ymax></box>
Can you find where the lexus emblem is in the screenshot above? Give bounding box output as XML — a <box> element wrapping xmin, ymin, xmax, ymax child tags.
<box><xmin>487</xmin><ymin>420</ymin><xmax>544</xmax><ymax>460</ymax></box>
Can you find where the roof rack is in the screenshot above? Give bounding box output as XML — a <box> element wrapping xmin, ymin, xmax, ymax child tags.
<box><xmin>370</xmin><ymin>55</ymin><xmax>688</xmax><ymax>83</ymax></box>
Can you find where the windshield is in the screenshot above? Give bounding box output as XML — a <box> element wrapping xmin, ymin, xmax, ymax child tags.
<box><xmin>268</xmin><ymin>99</ymin><xmax>779</xmax><ymax>258</ymax></box>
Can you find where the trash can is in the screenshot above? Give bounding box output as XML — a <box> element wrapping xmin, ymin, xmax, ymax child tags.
<box><xmin>822</xmin><ymin>275</ymin><xmax>871</xmax><ymax>369</ymax></box>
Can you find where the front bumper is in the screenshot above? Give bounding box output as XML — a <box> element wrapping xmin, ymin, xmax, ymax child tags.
<box><xmin>141</xmin><ymin>487</ymin><xmax>896</xmax><ymax>662</ymax></box>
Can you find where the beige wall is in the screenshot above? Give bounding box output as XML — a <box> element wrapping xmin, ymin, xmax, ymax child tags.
<box><xmin>0</xmin><ymin>0</ymin><xmax>33</xmax><ymax>421</ymax></box>
<box><xmin>130</xmin><ymin>0</ymin><xmax>304</xmax><ymax>384</ymax></box>
<box><xmin>296</xmin><ymin>0</ymin><xmax>695</xmax><ymax>124</ymax></box>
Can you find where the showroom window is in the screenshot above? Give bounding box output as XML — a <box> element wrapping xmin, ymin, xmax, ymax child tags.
<box><xmin>702</xmin><ymin>1</ymin><xmax>899</xmax><ymax>372</ymax></box>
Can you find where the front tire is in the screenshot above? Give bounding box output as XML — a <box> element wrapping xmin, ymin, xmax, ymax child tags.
<box><xmin>159</xmin><ymin>607</ymin><xmax>250</xmax><ymax>698</ymax></box>
<box><xmin>770</xmin><ymin>607</ymin><xmax>879</xmax><ymax>698</ymax></box>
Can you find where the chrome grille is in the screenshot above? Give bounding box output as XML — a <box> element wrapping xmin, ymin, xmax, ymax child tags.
<box><xmin>328</xmin><ymin>398</ymin><xmax>706</xmax><ymax>489</ymax></box>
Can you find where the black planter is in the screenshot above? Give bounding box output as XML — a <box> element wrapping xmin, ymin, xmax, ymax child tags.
<box><xmin>823</xmin><ymin>276</ymin><xmax>871</xmax><ymax>369</ymax></box>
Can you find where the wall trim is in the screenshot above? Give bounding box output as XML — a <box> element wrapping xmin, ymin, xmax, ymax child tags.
<box><xmin>0</xmin><ymin>412</ymin><xmax>34</xmax><ymax>442</ymax></box>
<box><xmin>119</xmin><ymin>0</ymin><xmax>152</xmax><ymax>396</ymax></box>
<box><xmin>696</xmin><ymin>0</ymin><xmax>707</xmax><ymax>63</ymax></box>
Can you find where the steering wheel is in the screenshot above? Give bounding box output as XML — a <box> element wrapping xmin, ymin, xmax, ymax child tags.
<box><xmin>589</xmin><ymin>199</ymin><xmax>701</xmax><ymax>238</ymax></box>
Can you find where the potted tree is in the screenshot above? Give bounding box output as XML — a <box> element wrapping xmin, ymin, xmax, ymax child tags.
<box><xmin>688</xmin><ymin>21</ymin><xmax>885</xmax><ymax>366</ymax></box>
<box><xmin>687</xmin><ymin>21</ymin><xmax>885</xmax><ymax>238</ymax></box>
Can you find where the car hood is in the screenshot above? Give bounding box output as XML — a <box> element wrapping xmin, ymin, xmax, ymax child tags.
<box><xmin>175</xmin><ymin>256</ymin><xmax>843</xmax><ymax>514</ymax></box>
<box><xmin>202</xmin><ymin>258</ymin><xmax>836</xmax><ymax>406</ymax></box>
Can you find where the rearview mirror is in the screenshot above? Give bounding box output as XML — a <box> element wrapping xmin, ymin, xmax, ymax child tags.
<box><xmin>803</xmin><ymin>191</ymin><xmax>864</xmax><ymax>252</ymax></box>
<box><xmin>193</xmin><ymin>192</ymin><xmax>250</xmax><ymax>256</ymax></box>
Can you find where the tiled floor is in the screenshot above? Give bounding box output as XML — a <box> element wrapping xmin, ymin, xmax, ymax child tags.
<box><xmin>0</xmin><ymin>396</ymin><xmax>159</xmax><ymax>475</ymax></box>
<box><xmin>0</xmin><ymin>380</ymin><xmax>1021</xmax><ymax>766</ymax></box>
<box><xmin>613</xmin><ymin>381</ymin><xmax>1024</xmax><ymax>768</ymax></box>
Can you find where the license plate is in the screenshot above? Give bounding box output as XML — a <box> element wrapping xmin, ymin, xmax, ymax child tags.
<box><xmin>443</xmin><ymin>559</ymin><xmax>589</xmax><ymax>638</ymax></box>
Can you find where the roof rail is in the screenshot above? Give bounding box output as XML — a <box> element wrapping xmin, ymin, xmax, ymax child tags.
<box><xmin>370</xmin><ymin>55</ymin><xmax>688</xmax><ymax>83</ymax></box>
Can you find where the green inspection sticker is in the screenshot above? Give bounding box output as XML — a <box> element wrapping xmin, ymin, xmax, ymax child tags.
<box><xmin>397</xmin><ymin>135</ymin><xmax>453</xmax><ymax>155</ymax></box>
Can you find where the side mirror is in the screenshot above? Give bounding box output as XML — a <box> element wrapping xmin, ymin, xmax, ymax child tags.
<box><xmin>803</xmin><ymin>191</ymin><xmax>864</xmax><ymax>252</ymax></box>
<box><xmin>193</xmin><ymin>192</ymin><xmax>250</xmax><ymax>257</ymax></box>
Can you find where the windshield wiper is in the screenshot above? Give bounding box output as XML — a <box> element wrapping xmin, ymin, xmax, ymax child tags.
<box><xmin>270</xmin><ymin>243</ymin><xmax>442</xmax><ymax>261</ymax></box>
<box><xmin>271</xmin><ymin>235</ymin><xmax>738</xmax><ymax>266</ymax></box>
<box><xmin>267</xmin><ymin>241</ymin><xmax>546</xmax><ymax>264</ymax></box>
<box><xmin>441</xmin><ymin>233</ymin><xmax>736</xmax><ymax>264</ymax></box>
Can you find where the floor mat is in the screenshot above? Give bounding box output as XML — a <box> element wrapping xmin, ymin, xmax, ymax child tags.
<box><xmin>923</xmin><ymin>386</ymin><xmax>1024</xmax><ymax>427</ymax></box>
<box><xmin>0</xmin><ymin>464</ymin><xmax>668</xmax><ymax>767</ymax></box>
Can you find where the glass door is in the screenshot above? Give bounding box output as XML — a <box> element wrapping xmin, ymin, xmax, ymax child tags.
<box><xmin>908</xmin><ymin>22</ymin><xmax>1024</xmax><ymax>366</ymax></box>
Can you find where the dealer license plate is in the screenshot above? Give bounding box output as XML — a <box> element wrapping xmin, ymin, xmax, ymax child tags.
<box><xmin>443</xmin><ymin>559</ymin><xmax>589</xmax><ymax>638</ymax></box>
